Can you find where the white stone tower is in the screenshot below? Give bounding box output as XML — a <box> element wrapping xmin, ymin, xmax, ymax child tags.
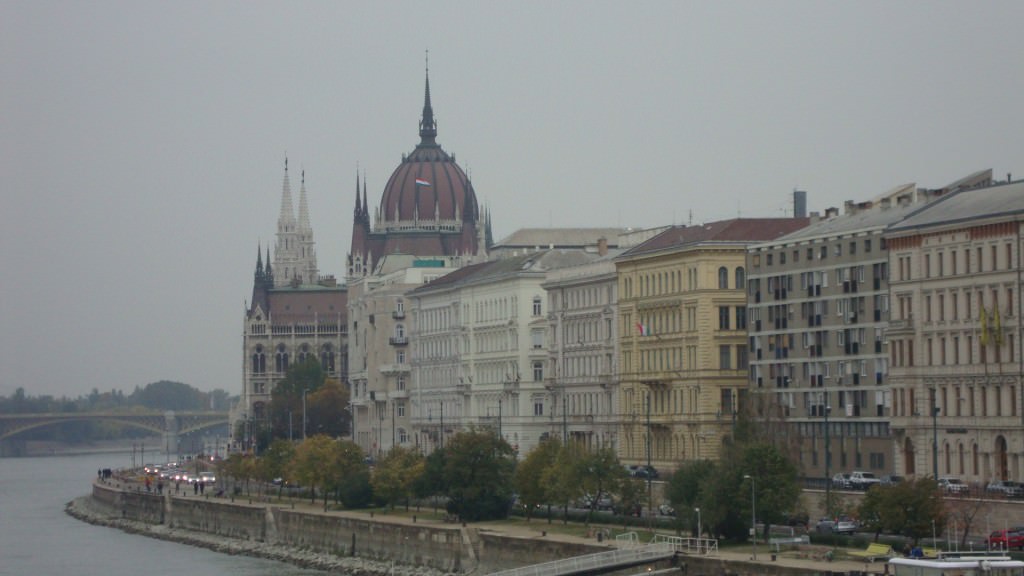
<box><xmin>273</xmin><ymin>158</ymin><xmax>319</xmax><ymax>287</ymax></box>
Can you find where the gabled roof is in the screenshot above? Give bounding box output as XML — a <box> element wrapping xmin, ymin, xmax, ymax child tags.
<box><xmin>888</xmin><ymin>179</ymin><xmax>1024</xmax><ymax>233</ymax></box>
<box><xmin>619</xmin><ymin>218</ymin><xmax>810</xmax><ymax>258</ymax></box>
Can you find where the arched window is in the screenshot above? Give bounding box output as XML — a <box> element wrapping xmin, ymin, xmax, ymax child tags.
<box><xmin>320</xmin><ymin>344</ymin><xmax>335</xmax><ymax>372</ymax></box>
<box><xmin>395</xmin><ymin>324</ymin><xmax>406</xmax><ymax>338</ymax></box>
<box><xmin>718</xmin><ymin>267</ymin><xmax>729</xmax><ymax>289</ymax></box>
<box><xmin>297</xmin><ymin>343</ymin><xmax>311</xmax><ymax>363</ymax></box>
<box><xmin>275</xmin><ymin>344</ymin><xmax>289</xmax><ymax>373</ymax></box>
<box><xmin>252</xmin><ymin>345</ymin><xmax>266</xmax><ymax>374</ymax></box>
<box><xmin>735</xmin><ymin>266</ymin><xmax>746</xmax><ymax>289</ymax></box>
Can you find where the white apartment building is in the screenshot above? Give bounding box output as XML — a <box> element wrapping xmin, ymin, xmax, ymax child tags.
<box><xmin>408</xmin><ymin>250</ymin><xmax>596</xmax><ymax>456</ymax></box>
<box><xmin>542</xmin><ymin>247</ymin><xmax>620</xmax><ymax>451</ymax></box>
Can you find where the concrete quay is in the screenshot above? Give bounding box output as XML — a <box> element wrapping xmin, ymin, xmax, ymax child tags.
<box><xmin>75</xmin><ymin>477</ymin><xmax>892</xmax><ymax>576</ymax></box>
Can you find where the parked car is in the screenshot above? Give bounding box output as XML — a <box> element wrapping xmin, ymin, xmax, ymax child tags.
<box><xmin>658</xmin><ymin>503</ymin><xmax>676</xmax><ymax>516</ymax></box>
<box><xmin>938</xmin><ymin>477</ymin><xmax>969</xmax><ymax>495</ymax></box>
<box><xmin>986</xmin><ymin>480</ymin><xmax>1024</xmax><ymax>498</ymax></box>
<box><xmin>814</xmin><ymin>518</ymin><xmax>836</xmax><ymax>534</ymax></box>
<box><xmin>833</xmin><ymin>519</ymin><xmax>858</xmax><ymax>534</ymax></box>
<box><xmin>988</xmin><ymin>529</ymin><xmax>1024</xmax><ymax>550</ymax></box>
<box><xmin>848</xmin><ymin>471</ymin><xmax>881</xmax><ymax>490</ymax></box>
<box><xmin>880</xmin><ymin>474</ymin><xmax>904</xmax><ymax>486</ymax></box>
<box><xmin>627</xmin><ymin>465</ymin><xmax>659</xmax><ymax>480</ymax></box>
<box><xmin>832</xmin><ymin>473</ymin><xmax>852</xmax><ymax>489</ymax></box>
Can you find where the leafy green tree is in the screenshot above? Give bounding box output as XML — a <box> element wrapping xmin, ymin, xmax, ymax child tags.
<box><xmin>615</xmin><ymin>476</ymin><xmax>647</xmax><ymax>524</ymax></box>
<box><xmin>442</xmin><ymin>427</ymin><xmax>516</xmax><ymax>521</ymax></box>
<box><xmin>739</xmin><ymin>443</ymin><xmax>801</xmax><ymax>539</ymax></box>
<box><xmin>332</xmin><ymin>440</ymin><xmax>373</xmax><ymax>508</ymax></box>
<box><xmin>133</xmin><ymin>380</ymin><xmax>205</xmax><ymax>411</ymax></box>
<box><xmin>414</xmin><ymin>448</ymin><xmax>448</xmax><ymax>512</ymax></box>
<box><xmin>541</xmin><ymin>443</ymin><xmax>584</xmax><ymax>523</ymax></box>
<box><xmin>305</xmin><ymin>378</ymin><xmax>350</xmax><ymax>438</ymax></box>
<box><xmin>858</xmin><ymin>478</ymin><xmax>945</xmax><ymax>544</ymax></box>
<box><xmin>665</xmin><ymin>459</ymin><xmax>717</xmax><ymax>534</ymax></box>
<box><xmin>372</xmin><ymin>446</ymin><xmax>424</xmax><ymax>509</ymax></box>
<box><xmin>269</xmin><ymin>358</ymin><xmax>325</xmax><ymax>440</ymax></box>
<box><xmin>513</xmin><ymin>439</ymin><xmax>561</xmax><ymax>521</ymax></box>
<box><xmin>576</xmin><ymin>447</ymin><xmax>626</xmax><ymax>522</ymax></box>
<box><xmin>258</xmin><ymin>439</ymin><xmax>296</xmax><ymax>495</ymax></box>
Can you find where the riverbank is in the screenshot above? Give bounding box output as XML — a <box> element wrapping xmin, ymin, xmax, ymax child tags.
<box><xmin>65</xmin><ymin>494</ymin><xmax>451</xmax><ymax>575</ymax></box>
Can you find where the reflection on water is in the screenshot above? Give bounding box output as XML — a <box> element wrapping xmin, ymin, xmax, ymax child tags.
<box><xmin>0</xmin><ymin>451</ymin><xmax>326</xmax><ymax>576</ymax></box>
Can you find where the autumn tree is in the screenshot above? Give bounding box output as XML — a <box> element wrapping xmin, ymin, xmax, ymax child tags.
<box><xmin>372</xmin><ymin>446</ymin><xmax>425</xmax><ymax>509</ymax></box>
<box><xmin>513</xmin><ymin>438</ymin><xmax>561</xmax><ymax>521</ymax></box>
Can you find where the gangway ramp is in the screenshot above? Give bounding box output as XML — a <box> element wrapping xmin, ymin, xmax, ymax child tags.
<box><xmin>484</xmin><ymin>542</ymin><xmax>676</xmax><ymax>576</ymax></box>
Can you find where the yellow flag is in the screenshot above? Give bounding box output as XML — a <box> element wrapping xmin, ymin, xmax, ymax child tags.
<box><xmin>980</xmin><ymin>305</ymin><xmax>989</xmax><ymax>348</ymax></box>
<box><xmin>995</xmin><ymin>308</ymin><xmax>1004</xmax><ymax>347</ymax></box>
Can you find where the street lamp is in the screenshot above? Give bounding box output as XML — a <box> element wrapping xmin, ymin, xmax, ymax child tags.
<box><xmin>744</xmin><ymin>474</ymin><xmax>757</xmax><ymax>560</ymax></box>
<box><xmin>931</xmin><ymin>387</ymin><xmax>940</xmax><ymax>479</ymax></box>
<box><xmin>302</xmin><ymin>388</ymin><xmax>309</xmax><ymax>441</ymax></box>
<box><xmin>823</xmin><ymin>398</ymin><xmax>832</xmax><ymax>517</ymax></box>
<box><xmin>694</xmin><ymin>507</ymin><xmax>701</xmax><ymax>539</ymax></box>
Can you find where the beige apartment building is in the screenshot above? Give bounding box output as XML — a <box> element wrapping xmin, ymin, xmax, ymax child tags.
<box><xmin>887</xmin><ymin>176</ymin><xmax>1024</xmax><ymax>484</ymax></box>
<box><xmin>615</xmin><ymin>218</ymin><xmax>808</xmax><ymax>471</ymax></box>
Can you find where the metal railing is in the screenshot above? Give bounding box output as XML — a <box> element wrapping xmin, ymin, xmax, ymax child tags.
<box><xmin>485</xmin><ymin>542</ymin><xmax>675</xmax><ymax>576</ymax></box>
<box><xmin>650</xmin><ymin>533</ymin><xmax>719</xmax><ymax>555</ymax></box>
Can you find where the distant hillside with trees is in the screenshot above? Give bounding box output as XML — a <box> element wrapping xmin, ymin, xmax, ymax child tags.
<box><xmin>0</xmin><ymin>382</ymin><xmax>234</xmax><ymax>443</ymax></box>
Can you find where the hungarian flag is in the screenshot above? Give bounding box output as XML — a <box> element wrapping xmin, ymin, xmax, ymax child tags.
<box><xmin>415</xmin><ymin>178</ymin><xmax>431</xmax><ymax>187</ymax></box>
<box><xmin>636</xmin><ymin>322</ymin><xmax>650</xmax><ymax>336</ymax></box>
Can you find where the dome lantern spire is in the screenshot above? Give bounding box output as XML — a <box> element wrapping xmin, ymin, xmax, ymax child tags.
<box><xmin>418</xmin><ymin>50</ymin><xmax>437</xmax><ymax>145</ymax></box>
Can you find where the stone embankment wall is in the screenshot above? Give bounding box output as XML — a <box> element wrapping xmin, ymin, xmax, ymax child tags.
<box><xmin>89</xmin><ymin>482</ymin><xmax>609</xmax><ymax>574</ymax></box>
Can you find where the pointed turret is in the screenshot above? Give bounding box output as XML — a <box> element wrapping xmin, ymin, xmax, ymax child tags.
<box><xmin>354</xmin><ymin>172</ymin><xmax>362</xmax><ymax>216</ymax></box>
<box><xmin>298</xmin><ymin>169</ymin><xmax>312</xmax><ymax>233</ymax></box>
<box><xmin>255</xmin><ymin>243</ymin><xmax>264</xmax><ymax>277</ymax></box>
<box><xmin>418</xmin><ymin>61</ymin><xmax>437</xmax><ymax>145</ymax></box>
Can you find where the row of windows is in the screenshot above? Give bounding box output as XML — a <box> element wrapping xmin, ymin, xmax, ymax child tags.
<box><xmin>896</xmin><ymin>242</ymin><xmax>1015</xmax><ymax>281</ymax></box>
<box><xmin>892</xmin><ymin>384</ymin><xmax>1018</xmax><ymax>418</ymax></box>
<box><xmin>622</xmin><ymin>266</ymin><xmax>746</xmax><ymax>298</ymax></box>
<box><xmin>890</xmin><ymin>332</ymin><xmax>1017</xmax><ymax>368</ymax></box>
<box><xmin>754</xmin><ymin>237</ymin><xmax>881</xmax><ymax>269</ymax></box>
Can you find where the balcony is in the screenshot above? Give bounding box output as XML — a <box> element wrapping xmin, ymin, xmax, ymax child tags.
<box><xmin>392</xmin><ymin>310</ymin><xmax>406</xmax><ymax>320</ymax></box>
<box><xmin>389</xmin><ymin>336</ymin><xmax>409</xmax><ymax>346</ymax></box>
<box><xmin>379</xmin><ymin>364</ymin><xmax>411</xmax><ymax>374</ymax></box>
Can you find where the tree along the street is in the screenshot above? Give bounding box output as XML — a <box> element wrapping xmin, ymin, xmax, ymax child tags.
<box><xmin>269</xmin><ymin>358</ymin><xmax>325</xmax><ymax>440</ymax></box>
<box><xmin>513</xmin><ymin>438</ymin><xmax>561</xmax><ymax>521</ymax></box>
<box><xmin>440</xmin><ymin>427</ymin><xmax>516</xmax><ymax>521</ymax></box>
<box><xmin>857</xmin><ymin>478</ymin><xmax>946</xmax><ymax>544</ymax></box>
<box><xmin>372</xmin><ymin>446</ymin><xmax>425</xmax><ymax>510</ymax></box>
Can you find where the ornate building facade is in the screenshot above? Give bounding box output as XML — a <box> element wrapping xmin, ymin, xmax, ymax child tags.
<box><xmin>887</xmin><ymin>174</ymin><xmax>1024</xmax><ymax>483</ymax></box>
<box><xmin>233</xmin><ymin>162</ymin><xmax>347</xmax><ymax>450</ymax></box>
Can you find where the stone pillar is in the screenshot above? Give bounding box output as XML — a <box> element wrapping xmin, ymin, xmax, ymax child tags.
<box><xmin>164</xmin><ymin>411</ymin><xmax>179</xmax><ymax>461</ymax></box>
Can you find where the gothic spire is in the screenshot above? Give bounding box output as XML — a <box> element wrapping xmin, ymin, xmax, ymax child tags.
<box><xmin>418</xmin><ymin>54</ymin><xmax>437</xmax><ymax>145</ymax></box>
<box><xmin>298</xmin><ymin>168</ymin><xmax>311</xmax><ymax>233</ymax></box>
<box><xmin>278</xmin><ymin>156</ymin><xmax>296</xmax><ymax>229</ymax></box>
<box><xmin>354</xmin><ymin>172</ymin><xmax>362</xmax><ymax>215</ymax></box>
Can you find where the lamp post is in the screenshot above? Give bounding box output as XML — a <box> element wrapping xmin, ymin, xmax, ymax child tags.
<box><xmin>695</xmin><ymin>507</ymin><xmax>701</xmax><ymax>539</ymax></box>
<box><xmin>744</xmin><ymin>474</ymin><xmax>757</xmax><ymax>560</ymax></box>
<box><xmin>302</xmin><ymin>388</ymin><xmax>309</xmax><ymax>441</ymax></box>
<box><xmin>931</xmin><ymin>387</ymin><xmax>940</xmax><ymax>479</ymax></box>
<box><xmin>823</xmin><ymin>398</ymin><xmax>832</xmax><ymax>517</ymax></box>
<box><xmin>646</xmin><ymin>390</ymin><xmax>653</xmax><ymax>529</ymax></box>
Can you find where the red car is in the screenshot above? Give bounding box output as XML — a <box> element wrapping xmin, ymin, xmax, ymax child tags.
<box><xmin>988</xmin><ymin>529</ymin><xmax>1024</xmax><ymax>550</ymax></box>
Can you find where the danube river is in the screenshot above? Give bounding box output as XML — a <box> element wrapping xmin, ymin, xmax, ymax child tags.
<box><xmin>0</xmin><ymin>450</ymin><xmax>326</xmax><ymax>576</ymax></box>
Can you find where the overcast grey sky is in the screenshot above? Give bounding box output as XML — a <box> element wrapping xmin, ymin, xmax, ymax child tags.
<box><xmin>2</xmin><ymin>1</ymin><xmax>1022</xmax><ymax>398</ymax></box>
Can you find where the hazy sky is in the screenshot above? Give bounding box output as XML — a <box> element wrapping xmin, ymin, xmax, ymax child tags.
<box><xmin>2</xmin><ymin>1</ymin><xmax>1022</xmax><ymax>398</ymax></box>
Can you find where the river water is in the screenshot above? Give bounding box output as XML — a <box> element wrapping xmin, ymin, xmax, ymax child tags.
<box><xmin>0</xmin><ymin>450</ymin><xmax>326</xmax><ymax>576</ymax></box>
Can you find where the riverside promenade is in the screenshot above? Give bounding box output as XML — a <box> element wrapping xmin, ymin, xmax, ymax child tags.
<box><xmin>77</xmin><ymin>475</ymin><xmax>888</xmax><ymax>576</ymax></box>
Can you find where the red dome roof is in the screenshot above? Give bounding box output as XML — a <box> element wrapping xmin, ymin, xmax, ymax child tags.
<box><xmin>377</xmin><ymin>70</ymin><xmax>478</xmax><ymax>227</ymax></box>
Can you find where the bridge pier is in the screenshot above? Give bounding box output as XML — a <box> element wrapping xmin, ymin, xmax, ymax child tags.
<box><xmin>163</xmin><ymin>411</ymin><xmax>179</xmax><ymax>461</ymax></box>
<box><xmin>0</xmin><ymin>438</ymin><xmax>27</xmax><ymax>457</ymax></box>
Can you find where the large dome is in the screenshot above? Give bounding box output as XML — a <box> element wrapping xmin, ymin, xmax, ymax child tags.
<box><xmin>377</xmin><ymin>72</ymin><xmax>478</xmax><ymax>229</ymax></box>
